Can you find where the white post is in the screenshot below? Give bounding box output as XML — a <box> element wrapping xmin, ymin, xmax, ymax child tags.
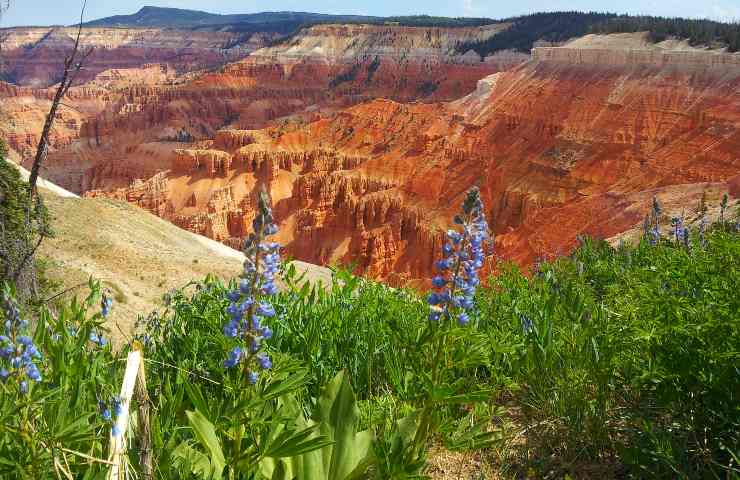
<box><xmin>108</xmin><ymin>350</ymin><xmax>142</xmax><ymax>480</ymax></box>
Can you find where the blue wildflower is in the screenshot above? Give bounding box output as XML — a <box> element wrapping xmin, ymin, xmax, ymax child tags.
<box><xmin>1</xmin><ymin>294</ymin><xmax>44</xmax><ymax>388</ymax></box>
<box><xmin>427</xmin><ymin>292</ymin><xmax>441</xmax><ymax>305</ymax></box>
<box><xmin>427</xmin><ymin>188</ymin><xmax>489</xmax><ymax>327</ymax></box>
<box><xmin>226</xmin><ymin>290</ymin><xmax>241</xmax><ymax>302</ymax></box>
<box><xmin>260</xmin><ymin>327</ymin><xmax>273</xmax><ymax>339</ymax></box>
<box><xmin>102</xmin><ymin>409</ymin><xmax>112</xmax><ymax>422</ymax></box>
<box><xmin>112</xmin><ymin>425</ymin><xmax>121</xmax><ymax>437</ymax></box>
<box><xmin>521</xmin><ymin>316</ymin><xmax>534</xmax><ymax>335</ymax></box>
<box><xmin>256</xmin><ymin>353</ymin><xmax>272</xmax><ymax>370</ymax></box>
<box><xmin>256</xmin><ymin>302</ymin><xmax>275</xmax><ymax>318</ymax></box>
<box><xmin>224</xmin><ymin>347</ymin><xmax>243</xmax><ymax>369</ymax></box>
<box><xmin>25</xmin><ymin>364</ymin><xmax>41</xmax><ymax>382</ymax></box>
<box><xmin>112</xmin><ymin>396</ymin><xmax>123</xmax><ymax>417</ymax></box>
<box><xmin>101</xmin><ymin>294</ymin><xmax>113</xmax><ymax>318</ymax></box>
<box><xmin>223</xmin><ymin>189</ymin><xmax>280</xmax><ymax>382</ymax></box>
<box><xmin>435</xmin><ymin>259</ymin><xmax>451</xmax><ymax>271</ymax></box>
<box><xmin>224</xmin><ymin>320</ymin><xmax>239</xmax><ymax>338</ymax></box>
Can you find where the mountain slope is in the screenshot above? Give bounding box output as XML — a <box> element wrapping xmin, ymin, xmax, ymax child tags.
<box><xmin>31</xmin><ymin>177</ymin><xmax>331</xmax><ymax>341</ymax></box>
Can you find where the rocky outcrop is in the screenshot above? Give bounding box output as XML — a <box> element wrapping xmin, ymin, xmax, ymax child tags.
<box><xmin>0</xmin><ymin>26</ymin><xmax>269</xmax><ymax>87</ymax></box>
<box><xmin>173</xmin><ymin>149</ymin><xmax>232</xmax><ymax>176</ymax></box>
<box><xmin>8</xmin><ymin>32</ymin><xmax>740</xmax><ymax>284</ymax></box>
<box><xmin>532</xmin><ymin>47</ymin><xmax>740</xmax><ymax>68</ymax></box>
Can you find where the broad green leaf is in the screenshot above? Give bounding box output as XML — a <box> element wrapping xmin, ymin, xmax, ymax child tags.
<box><xmin>185</xmin><ymin>410</ymin><xmax>226</xmax><ymax>479</ymax></box>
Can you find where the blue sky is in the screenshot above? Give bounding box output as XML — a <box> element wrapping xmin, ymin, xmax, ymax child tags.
<box><xmin>2</xmin><ymin>0</ymin><xmax>739</xmax><ymax>27</ymax></box>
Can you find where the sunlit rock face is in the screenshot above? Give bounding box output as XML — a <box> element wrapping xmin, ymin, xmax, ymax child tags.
<box><xmin>0</xmin><ymin>27</ymin><xmax>268</xmax><ymax>87</ymax></box>
<box><xmin>3</xmin><ymin>29</ymin><xmax>739</xmax><ymax>285</ymax></box>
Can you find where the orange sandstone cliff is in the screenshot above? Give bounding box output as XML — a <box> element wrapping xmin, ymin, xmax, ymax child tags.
<box><xmin>3</xmin><ymin>30</ymin><xmax>739</xmax><ymax>284</ymax></box>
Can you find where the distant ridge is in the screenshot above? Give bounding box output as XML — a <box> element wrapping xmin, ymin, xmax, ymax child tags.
<box><xmin>80</xmin><ymin>6</ymin><xmax>496</xmax><ymax>29</ymax></box>
<box><xmin>81</xmin><ymin>6</ymin><xmax>382</xmax><ymax>28</ymax></box>
<box><xmin>77</xmin><ymin>7</ymin><xmax>740</xmax><ymax>53</ymax></box>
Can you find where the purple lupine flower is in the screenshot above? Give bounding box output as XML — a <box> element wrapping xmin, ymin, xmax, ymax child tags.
<box><xmin>699</xmin><ymin>216</ymin><xmax>708</xmax><ymax>248</ymax></box>
<box><xmin>101</xmin><ymin>294</ymin><xmax>113</xmax><ymax>318</ymax></box>
<box><xmin>224</xmin><ymin>346</ymin><xmax>243</xmax><ymax>369</ymax></box>
<box><xmin>1</xmin><ymin>294</ymin><xmax>44</xmax><ymax>389</ymax></box>
<box><xmin>223</xmin><ymin>189</ymin><xmax>280</xmax><ymax>383</ymax></box>
<box><xmin>521</xmin><ymin>316</ymin><xmax>534</xmax><ymax>335</ymax></box>
<box><xmin>427</xmin><ymin>188</ymin><xmax>489</xmax><ymax>328</ymax></box>
<box><xmin>112</xmin><ymin>396</ymin><xmax>123</xmax><ymax>417</ymax></box>
<box><xmin>256</xmin><ymin>353</ymin><xmax>272</xmax><ymax>370</ymax></box>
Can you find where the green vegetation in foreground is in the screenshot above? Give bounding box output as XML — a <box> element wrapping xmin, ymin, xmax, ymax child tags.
<box><xmin>0</xmin><ymin>161</ymin><xmax>738</xmax><ymax>478</ymax></box>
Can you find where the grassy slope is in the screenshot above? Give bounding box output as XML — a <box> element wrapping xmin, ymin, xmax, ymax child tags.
<box><xmin>38</xmin><ymin>193</ymin><xmax>331</xmax><ymax>342</ymax></box>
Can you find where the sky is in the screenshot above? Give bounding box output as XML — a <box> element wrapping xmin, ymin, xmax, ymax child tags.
<box><xmin>1</xmin><ymin>0</ymin><xmax>739</xmax><ymax>27</ymax></box>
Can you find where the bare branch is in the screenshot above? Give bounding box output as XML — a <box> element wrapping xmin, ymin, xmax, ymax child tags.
<box><xmin>28</xmin><ymin>0</ymin><xmax>90</xmax><ymax>198</ymax></box>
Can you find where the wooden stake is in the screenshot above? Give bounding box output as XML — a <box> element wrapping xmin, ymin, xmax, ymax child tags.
<box><xmin>135</xmin><ymin>349</ymin><xmax>154</xmax><ymax>480</ymax></box>
<box><xmin>108</xmin><ymin>350</ymin><xmax>141</xmax><ymax>480</ymax></box>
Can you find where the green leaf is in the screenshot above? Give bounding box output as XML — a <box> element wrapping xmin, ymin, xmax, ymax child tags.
<box><xmin>172</xmin><ymin>440</ymin><xmax>214</xmax><ymax>479</ymax></box>
<box><xmin>265</xmin><ymin>424</ymin><xmax>334</xmax><ymax>458</ymax></box>
<box><xmin>185</xmin><ymin>410</ymin><xmax>226</xmax><ymax>479</ymax></box>
<box><xmin>315</xmin><ymin>371</ymin><xmax>375</xmax><ymax>480</ymax></box>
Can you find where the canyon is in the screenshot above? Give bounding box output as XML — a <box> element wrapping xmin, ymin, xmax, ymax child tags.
<box><xmin>2</xmin><ymin>19</ymin><xmax>739</xmax><ymax>285</ymax></box>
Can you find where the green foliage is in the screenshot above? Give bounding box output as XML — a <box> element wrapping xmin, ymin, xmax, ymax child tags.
<box><xmin>591</xmin><ymin>15</ymin><xmax>740</xmax><ymax>52</ymax></box>
<box><xmin>478</xmin><ymin>231</ymin><xmax>740</xmax><ymax>476</ymax></box>
<box><xmin>271</xmin><ymin>266</ymin><xmax>427</xmax><ymax>399</ymax></box>
<box><xmin>0</xmin><ymin>141</ymin><xmax>52</xmax><ymax>299</ymax></box>
<box><xmin>457</xmin><ymin>12</ymin><xmax>740</xmax><ymax>57</ymax></box>
<box><xmin>1</xmin><ymin>214</ymin><xmax>738</xmax><ymax>477</ymax></box>
<box><xmin>0</xmin><ymin>280</ymin><xmax>118</xmax><ymax>478</ymax></box>
<box><xmin>264</xmin><ymin>371</ymin><xmax>375</xmax><ymax>480</ymax></box>
<box><xmin>457</xmin><ymin>12</ymin><xmax>618</xmax><ymax>56</ymax></box>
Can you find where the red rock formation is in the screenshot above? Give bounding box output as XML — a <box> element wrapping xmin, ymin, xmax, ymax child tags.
<box><xmin>174</xmin><ymin>149</ymin><xmax>232</xmax><ymax>177</ymax></box>
<box><xmin>26</xmin><ymin>23</ymin><xmax>524</xmax><ymax>192</ymax></box>
<box><xmin>79</xmin><ymin>41</ymin><xmax>740</xmax><ymax>285</ymax></box>
<box><xmin>5</xmin><ymin>29</ymin><xmax>739</xmax><ymax>284</ymax></box>
<box><xmin>0</xmin><ymin>27</ymin><xmax>268</xmax><ymax>87</ymax></box>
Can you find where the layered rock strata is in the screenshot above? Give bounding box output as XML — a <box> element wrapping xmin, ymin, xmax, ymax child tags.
<box><xmin>82</xmin><ymin>38</ymin><xmax>740</xmax><ymax>284</ymax></box>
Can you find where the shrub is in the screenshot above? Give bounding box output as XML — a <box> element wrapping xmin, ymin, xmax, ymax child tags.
<box><xmin>0</xmin><ymin>142</ymin><xmax>52</xmax><ymax>300</ymax></box>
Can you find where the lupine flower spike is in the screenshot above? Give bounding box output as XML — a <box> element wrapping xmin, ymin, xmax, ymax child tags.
<box><xmin>223</xmin><ymin>189</ymin><xmax>279</xmax><ymax>383</ymax></box>
<box><xmin>101</xmin><ymin>293</ymin><xmax>113</xmax><ymax>318</ymax></box>
<box><xmin>98</xmin><ymin>395</ymin><xmax>123</xmax><ymax>437</ymax></box>
<box><xmin>428</xmin><ymin>187</ymin><xmax>490</xmax><ymax>326</ymax></box>
<box><xmin>648</xmin><ymin>196</ymin><xmax>663</xmax><ymax>245</ymax></box>
<box><xmin>0</xmin><ymin>293</ymin><xmax>43</xmax><ymax>392</ymax></box>
<box><xmin>671</xmin><ymin>216</ymin><xmax>686</xmax><ymax>247</ymax></box>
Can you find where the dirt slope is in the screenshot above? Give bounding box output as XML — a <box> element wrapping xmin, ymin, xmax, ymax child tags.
<box><xmin>37</xmin><ymin>191</ymin><xmax>331</xmax><ymax>343</ymax></box>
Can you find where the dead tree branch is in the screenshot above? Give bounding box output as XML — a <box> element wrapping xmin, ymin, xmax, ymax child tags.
<box><xmin>28</xmin><ymin>0</ymin><xmax>91</xmax><ymax>198</ymax></box>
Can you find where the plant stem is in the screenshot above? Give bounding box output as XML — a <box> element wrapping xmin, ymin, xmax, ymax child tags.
<box><xmin>410</xmin><ymin>226</ymin><xmax>470</xmax><ymax>461</ymax></box>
